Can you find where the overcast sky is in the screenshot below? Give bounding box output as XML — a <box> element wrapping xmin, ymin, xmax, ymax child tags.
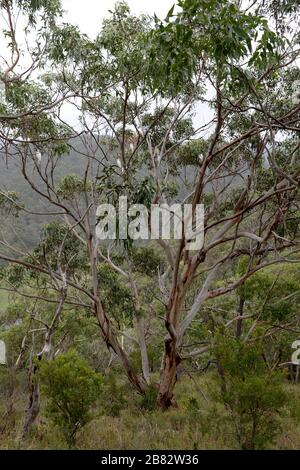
<box><xmin>0</xmin><ymin>0</ymin><xmax>211</xmax><ymax>128</ymax></box>
<box><xmin>62</xmin><ymin>0</ymin><xmax>175</xmax><ymax>37</ymax></box>
<box><xmin>58</xmin><ymin>0</ymin><xmax>211</xmax><ymax>130</ymax></box>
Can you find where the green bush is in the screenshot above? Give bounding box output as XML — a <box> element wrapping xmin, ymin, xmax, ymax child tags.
<box><xmin>39</xmin><ymin>350</ymin><xmax>102</xmax><ymax>447</ymax></box>
<box><xmin>214</xmin><ymin>335</ymin><xmax>287</xmax><ymax>449</ymax></box>
<box><xmin>138</xmin><ymin>385</ymin><xmax>158</xmax><ymax>411</ymax></box>
<box><xmin>0</xmin><ymin>367</ymin><xmax>20</xmax><ymax>434</ymax></box>
<box><xmin>100</xmin><ymin>372</ymin><xmax>127</xmax><ymax>417</ymax></box>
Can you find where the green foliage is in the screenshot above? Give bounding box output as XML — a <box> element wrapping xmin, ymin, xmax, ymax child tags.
<box><xmin>17</xmin><ymin>0</ymin><xmax>61</xmax><ymax>17</ymax></box>
<box><xmin>99</xmin><ymin>372</ymin><xmax>127</xmax><ymax>417</ymax></box>
<box><xmin>57</xmin><ymin>174</ymin><xmax>92</xmax><ymax>199</ymax></box>
<box><xmin>0</xmin><ymin>0</ymin><xmax>62</xmax><ymax>30</ymax></box>
<box><xmin>97</xmin><ymin>263</ymin><xmax>136</xmax><ymax>323</ymax></box>
<box><xmin>130</xmin><ymin>245</ymin><xmax>163</xmax><ymax>277</ymax></box>
<box><xmin>1</xmin><ymin>264</ymin><xmax>27</xmax><ymax>288</ymax></box>
<box><xmin>33</xmin><ymin>221</ymin><xmax>88</xmax><ymax>274</ymax></box>
<box><xmin>214</xmin><ymin>334</ymin><xmax>287</xmax><ymax>449</ymax></box>
<box><xmin>98</xmin><ymin>1</ymin><xmax>151</xmax><ymax>91</ymax></box>
<box><xmin>0</xmin><ymin>366</ymin><xmax>22</xmax><ymax>435</ymax></box>
<box><xmin>132</xmin><ymin>177</ymin><xmax>156</xmax><ymax>208</ymax></box>
<box><xmin>138</xmin><ymin>384</ymin><xmax>158</xmax><ymax>411</ymax></box>
<box><xmin>0</xmin><ymin>321</ymin><xmax>28</xmax><ymax>366</ymax></box>
<box><xmin>5</xmin><ymin>81</ymin><xmax>50</xmax><ymax>112</ymax></box>
<box><xmin>237</xmin><ymin>262</ymin><xmax>300</xmax><ymax>321</ymax></box>
<box><xmin>0</xmin><ymin>191</ymin><xmax>21</xmax><ymax>217</ymax></box>
<box><xmin>49</xmin><ymin>24</ymin><xmax>91</xmax><ymax>62</ymax></box>
<box><xmin>175</xmin><ymin>139</ymin><xmax>208</xmax><ymax>167</ymax></box>
<box><xmin>147</xmin><ymin>0</ymin><xmax>283</xmax><ymax>95</ymax></box>
<box><xmin>39</xmin><ymin>350</ymin><xmax>102</xmax><ymax>447</ymax></box>
<box><xmin>0</xmin><ymin>367</ymin><xmax>18</xmax><ymax>403</ymax></box>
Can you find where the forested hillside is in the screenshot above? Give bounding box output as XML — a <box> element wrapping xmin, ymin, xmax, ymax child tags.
<box><xmin>0</xmin><ymin>138</ymin><xmax>114</xmax><ymax>250</ymax></box>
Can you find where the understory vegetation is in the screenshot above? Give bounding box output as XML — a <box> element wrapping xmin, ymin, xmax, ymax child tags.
<box><xmin>1</xmin><ymin>357</ymin><xmax>300</xmax><ymax>450</ymax></box>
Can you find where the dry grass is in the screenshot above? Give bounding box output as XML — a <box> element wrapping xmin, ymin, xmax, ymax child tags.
<box><xmin>1</xmin><ymin>373</ymin><xmax>300</xmax><ymax>450</ymax></box>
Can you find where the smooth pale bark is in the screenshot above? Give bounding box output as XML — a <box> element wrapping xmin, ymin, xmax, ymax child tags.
<box><xmin>94</xmin><ymin>299</ymin><xmax>146</xmax><ymax>394</ymax></box>
<box><xmin>157</xmin><ymin>217</ymin><xmax>242</xmax><ymax>409</ymax></box>
<box><xmin>135</xmin><ymin>316</ymin><xmax>150</xmax><ymax>385</ymax></box>
<box><xmin>131</xmin><ymin>279</ymin><xmax>151</xmax><ymax>385</ymax></box>
<box><xmin>22</xmin><ymin>285</ymin><xmax>67</xmax><ymax>437</ymax></box>
<box><xmin>88</xmin><ymin>233</ymin><xmax>146</xmax><ymax>394</ymax></box>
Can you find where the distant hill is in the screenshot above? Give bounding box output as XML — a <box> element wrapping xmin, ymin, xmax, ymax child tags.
<box><xmin>0</xmin><ymin>136</ymin><xmax>244</xmax><ymax>256</ymax></box>
<box><xmin>0</xmin><ymin>137</ymin><xmax>102</xmax><ymax>251</ymax></box>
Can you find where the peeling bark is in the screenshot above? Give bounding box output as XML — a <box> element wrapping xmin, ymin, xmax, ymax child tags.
<box><xmin>157</xmin><ymin>336</ymin><xmax>181</xmax><ymax>409</ymax></box>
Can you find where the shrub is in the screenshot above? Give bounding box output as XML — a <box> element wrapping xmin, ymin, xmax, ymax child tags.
<box><xmin>100</xmin><ymin>372</ymin><xmax>127</xmax><ymax>417</ymax></box>
<box><xmin>138</xmin><ymin>385</ymin><xmax>158</xmax><ymax>411</ymax></box>
<box><xmin>0</xmin><ymin>367</ymin><xmax>20</xmax><ymax>435</ymax></box>
<box><xmin>39</xmin><ymin>350</ymin><xmax>102</xmax><ymax>447</ymax></box>
<box><xmin>214</xmin><ymin>335</ymin><xmax>287</xmax><ymax>449</ymax></box>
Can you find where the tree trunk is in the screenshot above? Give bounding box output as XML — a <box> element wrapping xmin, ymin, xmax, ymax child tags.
<box><xmin>236</xmin><ymin>296</ymin><xmax>245</xmax><ymax>339</ymax></box>
<box><xmin>157</xmin><ymin>285</ymin><xmax>184</xmax><ymax>410</ymax></box>
<box><xmin>130</xmin><ymin>275</ymin><xmax>151</xmax><ymax>384</ymax></box>
<box><xmin>157</xmin><ymin>336</ymin><xmax>181</xmax><ymax>409</ymax></box>
<box><xmin>94</xmin><ymin>300</ymin><xmax>146</xmax><ymax>394</ymax></box>
<box><xmin>216</xmin><ymin>359</ymin><xmax>227</xmax><ymax>398</ymax></box>
<box><xmin>88</xmin><ymin>233</ymin><xmax>146</xmax><ymax>395</ymax></box>
<box><xmin>135</xmin><ymin>316</ymin><xmax>150</xmax><ymax>385</ymax></box>
<box><xmin>22</xmin><ymin>381</ymin><xmax>40</xmax><ymax>438</ymax></box>
<box><xmin>22</xmin><ymin>356</ymin><xmax>40</xmax><ymax>438</ymax></box>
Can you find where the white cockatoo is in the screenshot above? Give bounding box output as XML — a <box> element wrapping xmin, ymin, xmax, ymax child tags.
<box><xmin>31</xmin><ymin>149</ymin><xmax>42</xmax><ymax>174</ymax></box>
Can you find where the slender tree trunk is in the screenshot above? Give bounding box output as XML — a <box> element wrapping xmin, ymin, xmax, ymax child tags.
<box><xmin>22</xmin><ymin>353</ymin><xmax>40</xmax><ymax>438</ymax></box>
<box><xmin>22</xmin><ymin>381</ymin><xmax>40</xmax><ymax>438</ymax></box>
<box><xmin>135</xmin><ymin>316</ymin><xmax>150</xmax><ymax>385</ymax></box>
<box><xmin>88</xmin><ymin>233</ymin><xmax>146</xmax><ymax>394</ymax></box>
<box><xmin>130</xmin><ymin>274</ymin><xmax>151</xmax><ymax>384</ymax></box>
<box><xmin>94</xmin><ymin>300</ymin><xmax>146</xmax><ymax>394</ymax></box>
<box><xmin>236</xmin><ymin>296</ymin><xmax>245</xmax><ymax>339</ymax></box>
<box><xmin>22</xmin><ymin>285</ymin><xmax>67</xmax><ymax>438</ymax></box>
<box><xmin>216</xmin><ymin>359</ymin><xmax>227</xmax><ymax>398</ymax></box>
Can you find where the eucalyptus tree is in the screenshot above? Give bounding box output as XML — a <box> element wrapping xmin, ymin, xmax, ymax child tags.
<box><xmin>145</xmin><ymin>0</ymin><xmax>300</xmax><ymax>408</ymax></box>
<box><xmin>1</xmin><ymin>0</ymin><xmax>300</xmax><ymax>413</ymax></box>
<box><xmin>0</xmin><ymin>1</ymin><xmax>70</xmax><ymax>128</ymax></box>
<box><xmin>0</xmin><ymin>2</ymin><xmax>183</xmax><ymax>395</ymax></box>
<box><xmin>2</xmin><ymin>2</ymin><xmax>208</xmax><ymax>395</ymax></box>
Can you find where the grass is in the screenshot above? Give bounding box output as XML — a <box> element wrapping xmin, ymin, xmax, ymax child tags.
<box><xmin>1</xmin><ymin>371</ymin><xmax>300</xmax><ymax>450</ymax></box>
